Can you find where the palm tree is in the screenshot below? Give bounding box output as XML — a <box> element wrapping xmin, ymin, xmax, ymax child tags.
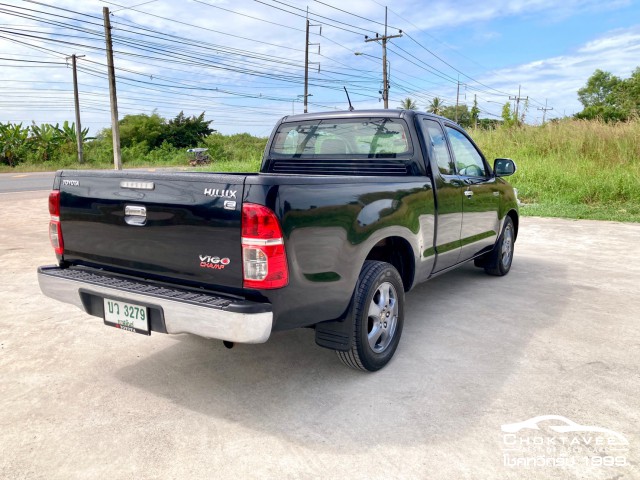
<box><xmin>398</xmin><ymin>97</ymin><xmax>418</xmax><ymax>110</ymax></box>
<box><xmin>427</xmin><ymin>97</ymin><xmax>444</xmax><ymax>115</ymax></box>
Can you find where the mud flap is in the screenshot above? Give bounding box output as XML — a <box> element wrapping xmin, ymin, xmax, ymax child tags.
<box><xmin>315</xmin><ymin>315</ymin><xmax>354</xmax><ymax>351</ymax></box>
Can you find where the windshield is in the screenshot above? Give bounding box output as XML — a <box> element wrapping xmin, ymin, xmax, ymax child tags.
<box><xmin>270</xmin><ymin>118</ymin><xmax>412</xmax><ymax>158</ymax></box>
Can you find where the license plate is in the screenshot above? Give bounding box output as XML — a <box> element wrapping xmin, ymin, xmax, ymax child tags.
<box><xmin>104</xmin><ymin>298</ymin><xmax>149</xmax><ymax>335</ymax></box>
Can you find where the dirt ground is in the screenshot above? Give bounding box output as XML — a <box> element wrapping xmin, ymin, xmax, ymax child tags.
<box><xmin>1</xmin><ymin>191</ymin><xmax>639</xmax><ymax>480</ymax></box>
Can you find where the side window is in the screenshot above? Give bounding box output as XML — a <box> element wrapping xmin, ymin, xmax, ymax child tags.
<box><xmin>423</xmin><ymin>119</ymin><xmax>454</xmax><ymax>175</ymax></box>
<box><xmin>445</xmin><ymin>126</ymin><xmax>487</xmax><ymax>177</ymax></box>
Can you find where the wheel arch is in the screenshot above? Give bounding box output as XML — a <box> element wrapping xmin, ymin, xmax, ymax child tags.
<box><xmin>506</xmin><ymin>209</ymin><xmax>519</xmax><ymax>240</ymax></box>
<box><xmin>364</xmin><ymin>236</ymin><xmax>415</xmax><ymax>291</ymax></box>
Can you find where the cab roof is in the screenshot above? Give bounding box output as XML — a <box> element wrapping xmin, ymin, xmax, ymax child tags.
<box><xmin>280</xmin><ymin>109</ymin><xmax>451</xmax><ymax>125</ymax></box>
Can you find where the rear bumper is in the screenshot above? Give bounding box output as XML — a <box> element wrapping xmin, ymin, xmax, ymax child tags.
<box><xmin>37</xmin><ymin>266</ymin><xmax>273</xmax><ymax>343</ymax></box>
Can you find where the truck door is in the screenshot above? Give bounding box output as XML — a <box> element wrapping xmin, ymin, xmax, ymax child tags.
<box><xmin>420</xmin><ymin>118</ymin><xmax>463</xmax><ymax>272</ymax></box>
<box><xmin>444</xmin><ymin>125</ymin><xmax>500</xmax><ymax>261</ymax></box>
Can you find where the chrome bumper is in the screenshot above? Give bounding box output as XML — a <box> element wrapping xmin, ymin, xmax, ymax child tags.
<box><xmin>37</xmin><ymin>266</ymin><xmax>273</xmax><ymax>343</ymax></box>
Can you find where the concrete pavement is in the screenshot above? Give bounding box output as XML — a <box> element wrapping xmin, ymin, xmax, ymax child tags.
<box><xmin>1</xmin><ymin>191</ymin><xmax>638</xmax><ymax>479</ymax></box>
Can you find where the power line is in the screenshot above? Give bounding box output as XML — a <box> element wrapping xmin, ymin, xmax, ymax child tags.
<box><xmin>110</xmin><ymin>0</ymin><xmax>159</xmax><ymax>14</ymax></box>
<box><xmin>191</xmin><ymin>0</ymin><xmax>304</xmax><ymax>33</ymax></box>
<box><xmin>254</xmin><ymin>0</ymin><xmax>374</xmax><ymax>36</ymax></box>
<box><xmin>0</xmin><ymin>0</ymin><xmax>542</xmax><ymax>131</ymax></box>
<box><xmin>0</xmin><ymin>1</ymin><xmax>388</xmax><ymax>92</ymax></box>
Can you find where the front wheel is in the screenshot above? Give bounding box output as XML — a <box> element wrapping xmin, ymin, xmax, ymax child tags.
<box><xmin>483</xmin><ymin>216</ymin><xmax>515</xmax><ymax>276</ymax></box>
<box><xmin>336</xmin><ymin>261</ymin><xmax>404</xmax><ymax>372</ymax></box>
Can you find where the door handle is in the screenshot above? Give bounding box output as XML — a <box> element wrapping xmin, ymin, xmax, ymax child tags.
<box><xmin>464</xmin><ymin>190</ymin><xmax>474</xmax><ymax>198</ymax></box>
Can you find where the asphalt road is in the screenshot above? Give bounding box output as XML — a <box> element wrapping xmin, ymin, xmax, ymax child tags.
<box><xmin>0</xmin><ymin>172</ymin><xmax>55</xmax><ymax>193</ymax></box>
<box><xmin>1</xmin><ymin>191</ymin><xmax>639</xmax><ymax>480</ymax></box>
<box><xmin>0</xmin><ymin>169</ymin><xmax>182</xmax><ymax>194</ymax></box>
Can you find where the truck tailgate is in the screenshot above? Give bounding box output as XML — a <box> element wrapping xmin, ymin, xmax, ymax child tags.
<box><xmin>57</xmin><ymin>170</ymin><xmax>246</xmax><ymax>289</ymax></box>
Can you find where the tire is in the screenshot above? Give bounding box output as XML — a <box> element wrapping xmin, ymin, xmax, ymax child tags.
<box><xmin>483</xmin><ymin>216</ymin><xmax>515</xmax><ymax>276</ymax></box>
<box><xmin>336</xmin><ymin>261</ymin><xmax>405</xmax><ymax>372</ymax></box>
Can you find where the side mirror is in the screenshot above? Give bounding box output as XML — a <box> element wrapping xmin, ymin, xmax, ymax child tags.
<box><xmin>494</xmin><ymin>158</ymin><xmax>516</xmax><ymax>177</ymax></box>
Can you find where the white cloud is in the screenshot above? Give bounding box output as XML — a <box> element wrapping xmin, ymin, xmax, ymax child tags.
<box><xmin>579</xmin><ymin>30</ymin><xmax>640</xmax><ymax>53</ymax></box>
<box><xmin>475</xmin><ymin>26</ymin><xmax>640</xmax><ymax>120</ymax></box>
<box><xmin>0</xmin><ymin>0</ymin><xmax>638</xmax><ymax>132</ymax></box>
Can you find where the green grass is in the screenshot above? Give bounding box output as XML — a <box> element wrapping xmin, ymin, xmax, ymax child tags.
<box><xmin>519</xmin><ymin>202</ymin><xmax>640</xmax><ymax>222</ymax></box>
<box><xmin>470</xmin><ymin>118</ymin><xmax>640</xmax><ymax>222</ymax></box>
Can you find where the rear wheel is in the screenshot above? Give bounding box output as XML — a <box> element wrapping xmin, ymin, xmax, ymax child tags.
<box><xmin>336</xmin><ymin>261</ymin><xmax>404</xmax><ymax>372</ymax></box>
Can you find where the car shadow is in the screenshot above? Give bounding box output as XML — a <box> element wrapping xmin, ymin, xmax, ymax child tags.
<box><xmin>115</xmin><ymin>256</ymin><xmax>570</xmax><ymax>452</ymax></box>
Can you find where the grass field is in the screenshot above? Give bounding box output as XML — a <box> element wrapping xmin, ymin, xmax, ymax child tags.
<box><xmin>2</xmin><ymin>119</ymin><xmax>638</xmax><ymax>222</ymax></box>
<box><xmin>470</xmin><ymin>118</ymin><xmax>640</xmax><ymax>222</ymax></box>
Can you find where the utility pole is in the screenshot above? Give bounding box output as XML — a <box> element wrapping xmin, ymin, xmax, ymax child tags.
<box><xmin>509</xmin><ymin>85</ymin><xmax>528</xmax><ymax>126</ymax></box>
<box><xmin>103</xmin><ymin>7</ymin><xmax>122</xmax><ymax>170</ymax></box>
<box><xmin>455</xmin><ymin>76</ymin><xmax>460</xmax><ymax>123</ymax></box>
<box><xmin>304</xmin><ymin>18</ymin><xmax>309</xmax><ymax>114</ymax></box>
<box><xmin>538</xmin><ymin>99</ymin><xmax>553</xmax><ymax>124</ymax></box>
<box><xmin>303</xmin><ymin>11</ymin><xmax>320</xmax><ymax>114</ymax></box>
<box><xmin>364</xmin><ymin>6</ymin><xmax>402</xmax><ymax>109</ymax></box>
<box><xmin>66</xmin><ymin>54</ymin><xmax>85</xmax><ymax>163</ymax></box>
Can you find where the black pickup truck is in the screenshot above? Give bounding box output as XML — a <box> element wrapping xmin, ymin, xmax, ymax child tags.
<box><xmin>38</xmin><ymin>109</ymin><xmax>518</xmax><ymax>371</ymax></box>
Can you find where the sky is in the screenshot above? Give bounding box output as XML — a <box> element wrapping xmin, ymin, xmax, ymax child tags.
<box><xmin>1</xmin><ymin>0</ymin><xmax>639</xmax><ymax>137</ymax></box>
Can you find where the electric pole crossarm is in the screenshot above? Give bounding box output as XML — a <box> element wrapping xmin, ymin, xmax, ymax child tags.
<box><xmin>538</xmin><ymin>99</ymin><xmax>553</xmax><ymax>124</ymax></box>
<box><xmin>509</xmin><ymin>85</ymin><xmax>528</xmax><ymax>125</ymax></box>
<box><xmin>364</xmin><ymin>34</ymin><xmax>403</xmax><ymax>43</ymax></box>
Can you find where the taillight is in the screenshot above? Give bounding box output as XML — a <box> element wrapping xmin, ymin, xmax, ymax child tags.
<box><xmin>48</xmin><ymin>190</ymin><xmax>64</xmax><ymax>255</ymax></box>
<box><xmin>241</xmin><ymin>203</ymin><xmax>288</xmax><ymax>289</ymax></box>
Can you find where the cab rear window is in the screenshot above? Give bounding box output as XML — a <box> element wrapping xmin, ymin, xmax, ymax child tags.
<box><xmin>270</xmin><ymin>118</ymin><xmax>412</xmax><ymax>158</ymax></box>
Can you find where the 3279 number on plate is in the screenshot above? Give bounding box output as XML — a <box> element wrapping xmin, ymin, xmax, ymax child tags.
<box><xmin>104</xmin><ymin>298</ymin><xmax>149</xmax><ymax>335</ymax></box>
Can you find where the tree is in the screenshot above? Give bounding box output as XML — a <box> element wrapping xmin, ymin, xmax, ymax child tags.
<box><xmin>427</xmin><ymin>97</ymin><xmax>443</xmax><ymax>115</ymax></box>
<box><xmin>0</xmin><ymin>122</ymin><xmax>30</xmax><ymax>167</ymax></box>
<box><xmin>470</xmin><ymin>97</ymin><xmax>480</xmax><ymax>128</ymax></box>
<box><xmin>612</xmin><ymin>67</ymin><xmax>640</xmax><ymax>116</ymax></box>
<box><xmin>575</xmin><ymin>69</ymin><xmax>629</xmax><ymax>122</ymax></box>
<box><xmin>118</xmin><ymin>113</ymin><xmax>166</xmax><ymax>150</ymax></box>
<box><xmin>98</xmin><ymin>111</ymin><xmax>215</xmax><ymax>152</ymax></box>
<box><xmin>398</xmin><ymin>97</ymin><xmax>418</xmax><ymax>110</ymax></box>
<box><xmin>577</xmin><ymin>69</ymin><xmax>621</xmax><ymax>108</ymax></box>
<box><xmin>56</xmin><ymin>121</ymin><xmax>93</xmax><ymax>145</ymax></box>
<box><xmin>163</xmin><ymin>111</ymin><xmax>214</xmax><ymax>149</ymax></box>
<box><xmin>477</xmin><ymin>118</ymin><xmax>501</xmax><ymax>130</ymax></box>
<box><xmin>440</xmin><ymin>104</ymin><xmax>471</xmax><ymax>128</ymax></box>
<box><xmin>501</xmin><ymin>102</ymin><xmax>517</xmax><ymax>128</ymax></box>
<box><xmin>30</xmin><ymin>122</ymin><xmax>62</xmax><ymax>162</ymax></box>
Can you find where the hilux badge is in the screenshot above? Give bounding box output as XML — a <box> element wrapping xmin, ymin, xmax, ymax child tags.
<box><xmin>204</xmin><ymin>188</ymin><xmax>237</xmax><ymax>199</ymax></box>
